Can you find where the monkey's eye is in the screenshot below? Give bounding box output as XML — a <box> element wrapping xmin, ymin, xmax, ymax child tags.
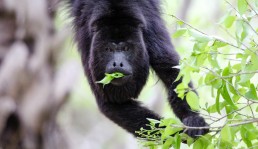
<box><xmin>91</xmin><ymin>26</ymin><xmax>98</xmax><ymax>33</ymax></box>
<box><xmin>124</xmin><ymin>46</ymin><xmax>129</xmax><ymax>51</ymax></box>
<box><xmin>105</xmin><ymin>47</ymin><xmax>111</xmax><ymax>51</ymax></box>
<box><xmin>137</xmin><ymin>23</ymin><xmax>146</xmax><ymax>31</ymax></box>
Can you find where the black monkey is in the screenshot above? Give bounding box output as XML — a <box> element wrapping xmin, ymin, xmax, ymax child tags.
<box><xmin>70</xmin><ymin>0</ymin><xmax>209</xmax><ymax>138</ymax></box>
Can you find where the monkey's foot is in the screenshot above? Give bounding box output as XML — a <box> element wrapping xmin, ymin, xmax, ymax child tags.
<box><xmin>182</xmin><ymin>115</ymin><xmax>209</xmax><ymax>138</ymax></box>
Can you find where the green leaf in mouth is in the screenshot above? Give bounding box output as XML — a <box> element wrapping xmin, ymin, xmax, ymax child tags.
<box><xmin>96</xmin><ymin>72</ymin><xmax>125</xmax><ymax>87</ymax></box>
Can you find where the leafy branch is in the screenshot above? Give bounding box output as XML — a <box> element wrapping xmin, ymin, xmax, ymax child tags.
<box><xmin>139</xmin><ymin>1</ymin><xmax>258</xmax><ymax>149</ymax></box>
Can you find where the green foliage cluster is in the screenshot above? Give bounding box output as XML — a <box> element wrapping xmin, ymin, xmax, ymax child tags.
<box><xmin>138</xmin><ymin>0</ymin><xmax>258</xmax><ymax>148</ymax></box>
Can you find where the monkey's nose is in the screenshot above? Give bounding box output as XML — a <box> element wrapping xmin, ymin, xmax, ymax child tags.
<box><xmin>106</xmin><ymin>52</ymin><xmax>132</xmax><ymax>75</ymax></box>
<box><xmin>112</xmin><ymin>61</ymin><xmax>124</xmax><ymax>68</ymax></box>
<box><xmin>107</xmin><ymin>60</ymin><xmax>131</xmax><ymax>75</ymax></box>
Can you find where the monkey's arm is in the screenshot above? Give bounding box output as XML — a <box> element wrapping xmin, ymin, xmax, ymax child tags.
<box><xmin>96</xmin><ymin>99</ymin><xmax>161</xmax><ymax>136</ymax></box>
<box><xmin>144</xmin><ymin>21</ymin><xmax>209</xmax><ymax>138</ymax></box>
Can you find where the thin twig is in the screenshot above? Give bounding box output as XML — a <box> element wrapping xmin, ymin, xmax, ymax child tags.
<box><xmin>171</xmin><ymin>118</ymin><xmax>258</xmax><ymax>130</ymax></box>
<box><xmin>245</xmin><ymin>0</ymin><xmax>258</xmax><ymax>17</ymax></box>
<box><xmin>208</xmin><ymin>52</ymin><xmax>239</xmax><ymax>55</ymax></box>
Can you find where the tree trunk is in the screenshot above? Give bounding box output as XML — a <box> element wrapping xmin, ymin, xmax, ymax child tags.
<box><xmin>0</xmin><ymin>0</ymin><xmax>78</xmax><ymax>149</ymax></box>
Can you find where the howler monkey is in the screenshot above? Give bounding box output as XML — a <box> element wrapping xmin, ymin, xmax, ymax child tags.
<box><xmin>70</xmin><ymin>0</ymin><xmax>209</xmax><ymax>138</ymax></box>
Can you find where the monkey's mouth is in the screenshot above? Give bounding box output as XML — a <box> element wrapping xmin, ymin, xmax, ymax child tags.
<box><xmin>111</xmin><ymin>75</ymin><xmax>132</xmax><ymax>86</ymax></box>
<box><xmin>106</xmin><ymin>69</ymin><xmax>133</xmax><ymax>86</ymax></box>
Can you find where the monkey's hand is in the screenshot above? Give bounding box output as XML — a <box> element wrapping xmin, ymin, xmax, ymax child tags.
<box><xmin>182</xmin><ymin>115</ymin><xmax>209</xmax><ymax>138</ymax></box>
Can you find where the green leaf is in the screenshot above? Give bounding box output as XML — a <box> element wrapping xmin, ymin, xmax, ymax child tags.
<box><xmin>224</xmin><ymin>15</ymin><xmax>236</xmax><ymax>28</ymax></box>
<box><xmin>193</xmin><ymin>139</ymin><xmax>203</xmax><ymax>149</ymax></box>
<box><xmin>208</xmin><ymin>55</ymin><xmax>220</xmax><ymax>69</ymax></box>
<box><xmin>182</xmin><ymin>73</ymin><xmax>191</xmax><ymax>86</ymax></box>
<box><xmin>198</xmin><ymin>77</ymin><xmax>203</xmax><ymax>87</ymax></box>
<box><xmin>216</xmin><ymin>90</ymin><xmax>222</xmax><ymax>114</ymax></box>
<box><xmin>174</xmin><ymin>72</ymin><xmax>183</xmax><ymax>83</ymax></box>
<box><xmin>186</xmin><ymin>91</ymin><xmax>199</xmax><ymax>110</ymax></box>
<box><xmin>159</xmin><ymin>118</ymin><xmax>181</xmax><ymax>127</ymax></box>
<box><xmin>174</xmin><ymin>133</ymin><xmax>181</xmax><ymax>149</ymax></box>
<box><xmin>193</xmin><ymin>42</ymin><xmax>208</xmax><ymax>52</ymax></box>
<box><xmin>173</xmin><ymin>28</ymin><xmax>187</xmax><ymax>38</ymax></box>
<box><xmin>162</xmin><ymin>137</ymin><xmax>173</xmax><ymax>149</ymax></box>
<box><xmin>177</xmin><ymin>20</ymin><xmax>184</xmax><ymax>26</ymax></box>
<box><xmin>245</xmin><ymin>84</ymin><xmax>258</xmax><ymax>100</ymax></box>
<box><xmin>221</xmin><ymin>125</ymin><xmax>232</xmax><ymax>142</ymax></box>
<box><xmin>227</xmin><ymin>80</ymin><xmax>238</xmax><ymax>96</ymax></box>
<box><xmin>242</xmin><ymin>124</ymin><xmax>258</xmax><ymax>140</ymax></box>
<box><xmin>256</xmin><ymin>0</ymin><xmax>258</xmax><ymax>7</ymax></box>
<box><xmin>176</xmin><ymin>83</ymin><xmax>188</xmax><ymax>99</ymax></box>
<box><xmin>221</xmin><ymin>85</ymin><xmax>235</xmax><ymax>106</ymax></box>
<box><xmin>238</xmin><ymin>0</ymin><xmax>248</xmax><ymax>14</ymax></box>
<box><xmin>207</xmin><ymin>144</ymin><xmax>215</xmax><ymax>149</ymax></box>
<box><xmin>225</xmin><ymin>105</ymin><xmax>237</xmax><ymax>119</ymax></box>
<box><xmin>196</xmin><ymin>54</ymin><xmax>207</xmax><ymax>67</ymax></box>
<box><xmin>251</xmin><ymin>53</ymin><xmax>258</xmax><ymax>68</ymax></box>
<box><xmin>241</xmin><ymin>23</ymin><xmax>248</xmax><ymax>41</ymax></box>
<box><xmin>96</xmin><ymin>72</ymin><xmax>125</xmax><ymax>87</ymax></box>
<box><xmin>143</xmin><ymin>141</ymin><xmax>158</xmax><ymax>148</ymax></box>
<box><xmin>241</xmin><ymin>126</ymin><xmax>253</xmax><ymax>147</ymax></box>
<box><xmin>222</xmin><ymin>66</ymin><xmax>230</xmax><ymax>76</ymax></box>
<box><xmin>162</xmin><ymin>127</ymin><xmax>182</xmax><ymax>141</ymax></box>
<box><xmin>212</xmin><ymin>78</ymin><xmax>223</xmax><ymax>89</ymax></box>
<box><xmin>186</xmin><ymin>136</ymin><xmax>194</xmax><ymax>146</ymax></box>
<box><xmin>235</xmin><ymin>20</ymin><xmax>244</xmax><ymax>46</ymax></box>
<box><xmin>96</xmin><ymin>75</ymin><xmax>113</xmax><ymax>86</ymax></box>
<box><xmin>207</xmin><ymin>102</ymin><xmax>226</xmax><ymax>114</ymax></box>
<box><xmin>147</xmin><ymin>118</ymin><xmax>160</xmax><ymax>125</ymax></box>
<box><xmin>193</xmin><ymin>135</ymin><xmax>210</xmax><ymax>149</ymax></box>
<box><xmin>109</xmin><ymin>72</ymin><xmax>125</xmax><ymax>78</ymax></box>
<box><xmin>239</xmin><ymin>64</ymin><xmax>256</xmax><ymax>83</ymax></box>
<box><xmin>204</xmin><ymin>73</ymin><xmax>213</xmax><ymax>85</ymax></box>
<box><xmin>213</xmin><ymin>40</ymin><xmax>228</xmax><ymax>48</ymax></box>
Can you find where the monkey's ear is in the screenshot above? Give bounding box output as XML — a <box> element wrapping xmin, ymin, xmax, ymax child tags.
<box><xmin>89</xmin><ymin>22</ymin><xmax>98</xmax><ymax>34</ymax></box>
<box><xmin>134</xmin><ymin>12</ymin><xmax>147</xmax><ymax>30</ymax></box>
<box><xmin>88</xmin><ymin>15</ymin><xmax>99</xmax><ymax>34</ymax></box>
<box><xmin>138</xmin><ymin>23</ymin><xmax>146</xmax><ymax>30</ymax></box>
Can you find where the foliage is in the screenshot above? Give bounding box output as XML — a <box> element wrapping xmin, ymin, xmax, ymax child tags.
<box><xmin>96</xmin><ymin>72</ymin><xmax>125</xmax><ymax>87</ymax></box>
<box><xmin>137</xmin><ymin>0</ymin><xmax>258</xmax><ymax>148</ymax></box>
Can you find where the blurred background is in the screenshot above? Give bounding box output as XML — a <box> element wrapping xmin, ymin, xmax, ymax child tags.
<box><xmin>0</xmin><ymin>0</ymin><xmax>234</xmax><ymax>148</ymax></box>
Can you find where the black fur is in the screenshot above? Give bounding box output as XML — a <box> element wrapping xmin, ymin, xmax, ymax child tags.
<box><xmin>70</xmin><ymin>0</ymin><xmax>209</xmax><ymax>138</ymax></box>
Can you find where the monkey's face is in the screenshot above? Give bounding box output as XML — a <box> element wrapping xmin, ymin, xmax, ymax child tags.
<box><xmin>89</xmin><ymin>18</ymin><xmax>149</xmax><ymax>86</ymax></box>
